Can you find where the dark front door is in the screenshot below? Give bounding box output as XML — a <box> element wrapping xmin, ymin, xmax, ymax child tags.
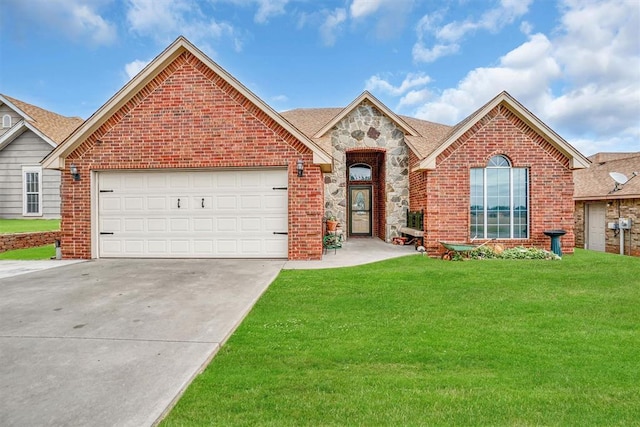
<box><xmin>349</xmin><ymin>185</ymin><xmax>372</xmax><ymax>236</ymax></box>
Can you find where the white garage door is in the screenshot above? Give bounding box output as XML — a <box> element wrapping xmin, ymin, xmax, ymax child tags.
<box><xmin>98</xmin><ymin>169</ymin><xmax>288</xmax><ymax>258</ymax></box>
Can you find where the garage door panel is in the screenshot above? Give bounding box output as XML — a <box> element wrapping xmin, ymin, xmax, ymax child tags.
<box><xmin>265</xmin><ymin>238</ymin><xmax>288</xmax><ymax>255</ymax></box>
<box><xmin>193</xmin><ymin>218</ymin><xmax>214</xmax><ymax>232</ymax></box>
<box><xmin>147</xmin><ymin>218</ymin><xmax>167</xmax><ymax>232</ymax></box>
<box><xmin>194</xmin><ymin>240</ymin><xmax>214</xmax><ymax>254</ymax></box>
<box><xmin>123</xmin><ymin>174</ymin><xmax>144</xmax><ymax>189</ymax></box>
<box><xmin>147</xmin><ymin>174</ymin><xmax>167</xmax><ymax>188</ymax></box>
<box><xmin>166</xmin><ymin>241</ymin><xmax>188</xmax><ymax>255</ymax></box>
<box><xmin>147</xmin><ymin>197</ymin><xmax>166</xmax><ymax>210</ymax></box>
<box><xmin>240</xmin><ymin>195</ymin><xmax>261</xmax><ymax>209</ymax></box>
<box><xmin>169</xmin><ymin>174</ymin><xmax>190</xmax><ymax>188</ymax></box>
<box><xmin>216</xmin><ymin>195</ymin><xmax>237</xmax><ymax>210</ymax></box>
<box><xmin>217</xmin><ymin>240</ymin><xmax>238</xmax><ymax>254</ymax></box>
<box><xmin>240</xmin><ymin>239</ymin><xmax>262</xmax><ymax>254</ymax></box>
<box><xmin>98</xmin><ymin>169</ymin><xmax>288</xmax><ymax>258</ymax></box>
<box><xmin>264</xmin><ymin>216</ymin><xmax>287</xmax><ymax>231</ymax></box>
<box><xmin>124</xmin><ymin>218</ymin><xmax>145</xmax><ymax>232</ymax></box>
<box><xmin>240</xmin><ymin>217</ymin><xmax>261</xmax><ymax>231</ymax></box>
<box><xmin>101</xmin><ymin>197</ymin><xmax>121</xmax><ymax>211</ymax></box>
<box><xmin>147</xmin><ymin>240</ymin><xmax>167</xmax><ymax>254</ymax></box>
<box><xmin>124</xmin><ymin>240</ymin><xmax>144</xmax><ymax>255</ymax></box>
<box><xmin>217</xmin><ymin>174</ymin><xmax>237</xmax><ymax>188</ymax></box>
<box><xmin>124</xmin><ymin>197</ymin><xmax>144</xmax><ymax>211</ymax></box>
<box><xmin>264</xmin><ymin>194</ymin><xmax>286</xmax><ymax>209</ymax></box>
<box><xmin>101</xmin><ymin>218</ymin><xmax>122</xmax><ymax>233</ymax></box>
<box><xmin>170</xmin><ymin>218</ymin><xmax>190</xmax><ymax>232</ymax></box>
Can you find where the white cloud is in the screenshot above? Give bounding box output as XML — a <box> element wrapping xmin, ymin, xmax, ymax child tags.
<box><xmin>6</xmin><ymin>0</ymin><xmax>116</xmax><ymax>45</ymax></box>
<box><xmin>319</xmin><ymin>8</ymin><xmax>347</xmax><ymax>46</ymax></box>
<box><xmin>124</xmin><ymin>60</ymin><xmax>150</xmax><ymax>80</ymax></box>
<box><xmin>126</xmin><ymin>0</ymin><xmax>241</xmax><ymax>51</ymax></box>
<box><xmin>350</xmin><ymin>0</ymin><xmax>386</xmax><ymax>19</ymax></box>
<box><xmin>412</xmin><ymin>43</ymin><xmax>460</xmax><ymax>63</ymax></box>
<box><xmin>365</xmin><ymin>73</ymin><xmax>432</xmax><ymax>96</ymax></box>
<box><xmin>398</xmin><ymin>89</ymin><xmax>432</xmax><ymax>109</ymax></box>
<box><xmin>413</xmin><ymin>0</ymin><xmax>533</xmax><ymax>62</ymax></box>
<box><xmin>413</xmin><ymin>33</ymin><xmax>561</xmax><ymax>123</ymax></box>
<box><xmin>406</xmin><ymin>0</ymin><xmax>639</xmax><ymax>155</ymax></box>
<box><xmin>216</xmin><ymin>0</ymin><xmax>289</xmax><ymax>23</ymax></box>
<box><xmin>254</xmin><ymin>0</ymin><xmax>289</xmax><ymax>23</ymax></box>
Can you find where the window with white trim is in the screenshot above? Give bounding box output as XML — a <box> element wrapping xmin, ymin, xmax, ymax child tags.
<box><xmin>470</xmin><ymin>155</ymin><xmax>528</xmax><ymax>239</ymax></box>
<box><xmin>22</xmin><ymin>166</ymin><xmax>43</xmax><ymax>216</ymax></box>
<box><xmin>2</xmin><ymin>114</ymin><xmax>11</xmax><ymax>128</ymax></box>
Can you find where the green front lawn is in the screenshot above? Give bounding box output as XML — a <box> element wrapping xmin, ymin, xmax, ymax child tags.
<box><xmin>0</xmin><ymin>219</ymin><xmax>60</xmax><ymax>234</ymax></box>
<box><xmin>0</xmin><ymin>244</ymin><xmax>56</xmax><ymax>260</ymax></box>
<box><xmin>162</xmin><ymin>250</ymin><xmax>640</xmax><ymax>426</ymax></box>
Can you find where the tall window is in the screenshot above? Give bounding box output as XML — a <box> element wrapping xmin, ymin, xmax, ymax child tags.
<box><xmin>349</xmin><ymin>163</ymin><xmax>372</xmax><ymax>181</ymax></box>
<box><xmin>22</xmin><ymin>166</ymin><xmax>42</xmax><ymax>216</ymax></box>
<box><xmin>470</xmin><ymin>155</ymin><xmax>528</xmax><ymax>239</ymax></box>
<box><xmin>2</xmin><ymin>114</ymin><xmax>11</xmax><ymax>128</ymax></box>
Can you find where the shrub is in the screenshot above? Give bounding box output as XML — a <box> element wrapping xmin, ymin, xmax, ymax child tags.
<box><xmin>455</xmin><ymin>245</ymin><xmax>560</xmax><ymax>261</ymax></box>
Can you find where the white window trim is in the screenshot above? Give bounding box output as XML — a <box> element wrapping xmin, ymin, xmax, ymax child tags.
<box><xmin>22</xmin><ymin>165</ymin><xmax>43</xmax><ymax>217</ymax></box>
<box><xmin>471</xmin><ymin>160</ymin><xmax>529</xmax><ymax>240</ymax></box>
<box><xmin>2</xmin><ymin>114</ymin><xmax>11</xmax><ymax>128</ymax></box>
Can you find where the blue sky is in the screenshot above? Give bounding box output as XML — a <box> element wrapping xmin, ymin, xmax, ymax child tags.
<box><xmin>1</xmin><ymin>0</ymin><xmax>638</xmax><ymax>156</ymax></box>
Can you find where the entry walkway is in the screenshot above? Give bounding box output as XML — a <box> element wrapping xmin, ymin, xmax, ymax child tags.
<box><xmin>283</xmin><ymin>237</ymin><xmax>418</xmax><ymax>269</ymax></box>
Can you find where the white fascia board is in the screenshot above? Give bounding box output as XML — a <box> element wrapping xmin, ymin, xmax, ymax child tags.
<box><xmin>0</xmin><ymin>95</ymin><xmax>34</xmax><ymax>121</ymax></box>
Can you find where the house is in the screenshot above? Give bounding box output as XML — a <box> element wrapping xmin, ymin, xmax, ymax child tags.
<box><xmin>574</xmin><ymin>152</ymin><xmax>640</xmax><ymax>256</ymax></box>
<box><xmin>42</xmin><ymin>36</ymin><xmax>589</xmax><ymax>260</ymax></box>
<box><xmin>0</xmin><ymin>94</ymin><xmax>83</xmax><ymax>218</ymax></box>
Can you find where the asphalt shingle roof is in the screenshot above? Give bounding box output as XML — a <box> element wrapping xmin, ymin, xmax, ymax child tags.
<box><xmin>574</xmin><ymin>153</ymin><xmax>640</xmax><ymax>199</ymax></box>
<box><xmin>2</xmin><ymin>94</ymin><xmax>83</xmax><ymax>145</ymax></box>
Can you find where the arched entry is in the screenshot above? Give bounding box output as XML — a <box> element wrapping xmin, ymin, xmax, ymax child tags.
<box><xmin>346</xmin><ymin>150</ymin><xmax>385</xmax><ymax>238</ymax></box>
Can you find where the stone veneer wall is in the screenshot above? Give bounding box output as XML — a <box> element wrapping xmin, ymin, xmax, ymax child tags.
<box><xmin>324</xmin><ymin>103</ymin><xmax>409</xmax><ymax>241</ymax></box>
<box><xmin>575</xmin><ymin>199</ymin><xmax>640</xmax><ymax>256</ymax></box>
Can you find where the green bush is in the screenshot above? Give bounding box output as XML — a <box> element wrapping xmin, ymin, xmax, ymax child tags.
<box><xmin>452</xmin><ymin>245</ymin><xmax>561</xmax><ymax>261</ymax></box>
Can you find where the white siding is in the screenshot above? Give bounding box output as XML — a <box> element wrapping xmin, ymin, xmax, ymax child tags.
<box><xmin>0</xmin><ymin>105</ymin><xmax>23</xmax><ymax>138</ymax></box>
<box><xmin>0</xmin><ymin>130</ymin><xmax>60</xmax><ymax>218</ymax></box>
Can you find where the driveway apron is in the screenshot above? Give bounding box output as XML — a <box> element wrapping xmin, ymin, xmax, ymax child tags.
<box><xmin>0</xmin><ymin>259</ymin><xmax>284</xmax><ymax>427</ymax></box>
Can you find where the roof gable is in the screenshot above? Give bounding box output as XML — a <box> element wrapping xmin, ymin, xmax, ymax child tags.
<box><xmin>43</xmin><ymin>36</ymin><xmax>332</xmax><ymax>170</ymax></box>
<box><xmin>0</xmin><ymin>94</ymin><xmax>82</xmax><ymax>146</ymax></box>
<box><xmin>415</xmin><ymin>91</ymin><xmax>590</xmax><ymax>171</ymax></box>
<box><xmin>312</xmin><ymin>91</ymin><xmax>420</xmax><ymax>138</ymax></box>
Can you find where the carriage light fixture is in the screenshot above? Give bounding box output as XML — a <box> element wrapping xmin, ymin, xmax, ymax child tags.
<box><xmin>70</xmin><ymin>164</ymin><xmax>80</xmax><ymax>181</ymax></box>
<box><xmin>296</xmin><ymin>159</ymin><xmax>304</xmax><ymax>177</ymax></box>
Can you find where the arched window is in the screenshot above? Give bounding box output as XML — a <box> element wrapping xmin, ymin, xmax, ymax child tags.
<box><xmin>2</xmin><ymin>114</ymin><xmax>11</xmax><ymax>128</ymax></box>
<box><xmin>470</xmin><ymin>155</ymin><xmax>528</xmax><ymax>239</ymax></box>
<box><xmin>349</xmin><ymin>163</ymin><xmax>372</xmax><ymax>181</ymax></box>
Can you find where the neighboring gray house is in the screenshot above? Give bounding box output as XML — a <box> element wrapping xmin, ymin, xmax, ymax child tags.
<box><xmin>0</xmin><ymin>94</ymin><xmax>83</xmax><ymax>218</ymax></box>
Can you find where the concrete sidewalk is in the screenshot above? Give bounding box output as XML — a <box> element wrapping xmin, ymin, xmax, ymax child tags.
<box><xmin>283</xmin><ymin>237</ymin><xmax>418</xmax><ymax>269</ymax></box>
<box><xmin>0</xmin><ymin>259</ymin><xmax>85</xmax><ymax>279</ymax></box>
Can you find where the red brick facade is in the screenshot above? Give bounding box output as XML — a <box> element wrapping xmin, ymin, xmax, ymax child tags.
<box><xmin>0</xmin><ymin>231</ymin><xmax>61</xmax><ymax>253</ymax></box>
<box><xmin>60</xmin><ymin>51</ymin><xmax>324</xmax><ymax>260</ymax></box>
<box><xmin>410</xmin><ymin>105</ymin><xmax>576</xmax><ymax>256</ymax></box>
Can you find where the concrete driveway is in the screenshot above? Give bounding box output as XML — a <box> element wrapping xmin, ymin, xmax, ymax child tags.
<box><xmin>0</xmin><ymin>259</ymin><xmax>284</xmax><ymax>427</ymax></box>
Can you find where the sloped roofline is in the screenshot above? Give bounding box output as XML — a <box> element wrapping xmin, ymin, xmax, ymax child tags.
<box><xmin>0</xmin><ymin>94</ymin><xmax>35</xmax><ymax>122</ymax></box>
<box><xmin>312</xmin><ymin>91</ymin><xmax>420</xmax><ymax>138</ymax></box>
<box><xmin>415</xmin><ymin>91</ymin><xmax>591</xmax><ymax>171</ymax></box>
<box><xmin>0</xmin><ymin>120</ymin><xmax>58</xmax><ymax>151</ymax></box>
<box><xmin>42</xmin><ymin>36</ymin><xmax>332</xmax><ymax>170</ymax></box>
